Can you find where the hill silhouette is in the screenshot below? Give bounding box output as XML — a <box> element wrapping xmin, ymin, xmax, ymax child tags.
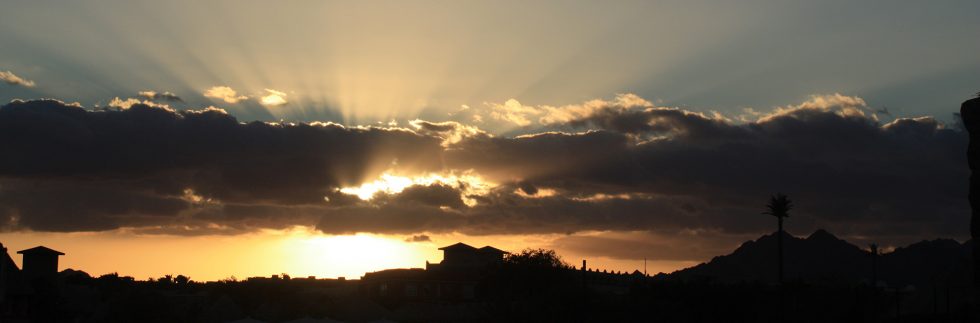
<box><xmin>669</xmin><ymin>229</ymin><xmax>972</xmax><ymax>288</ymax></box>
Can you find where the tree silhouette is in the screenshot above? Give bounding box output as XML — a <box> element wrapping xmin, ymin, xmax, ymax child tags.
<box><xmin>504</xmin><ymin>248</ymin><xmax>568</xmax><ymax>268</ymax></box>
<box><xmin>485</xmin><ymin>247</ymin><xmax>578</xmax><ymax>310</ymax></box>
<box><xmin>763</xmin><ymin>193</ymin><xmax>792</xmax><ymax>283</ymax></box>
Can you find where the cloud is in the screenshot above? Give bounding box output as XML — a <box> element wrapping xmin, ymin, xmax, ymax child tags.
<box><xmin>488</xmin><ymin>99</ymin><xmax>536</xmax><ymax>126</ymax></box>
<box><xmin>758</xmin><ymin>93</ymin><xmax>871</xmax><ymax>122</ymax></box>
<box><xmin>437</xmin><ymin>94</ymin><xmax>967</xmax><ymax>242</ymax></box>
<box><xmin>0</xmin><ymin>99</ymin><xmax>444</xmax><ymax>232</ymax></box>
<box><xmin>409</xmin><ymin>119</ymin><xmax>488</xmax><ymax>146</ymax></box>
<box><xmin>0</xmin><ymin>178</ymin><xmax>189</xmax><ymax>232</ymax></box>
<box><xmin>138</xmin><ymin>90</ymin><xmax>182</xmax><ymax>102</ymax></box>
<box><xmin>485</xmin><ymin>93</ymin><xmax>654</xmax><ymax>127</ymax></box>
<box><xmin>260</xmin><ymin>89</ymin><xmax>288</xmax><ymax>107</ymax></box>
<box><xmin>106</xmin><ymin>97</ymin><xmax>173</xmax><ymax>110</ymax></box>
<box><xmin>0</xmin><ymin>70</ymin><xmax>35</xmax><ymax>88</ymax></box>
<box><xmin>203</xmin><ymin>86</ymin><xmax>290</xmax><ymax>107</ymax></box>
<box><xmin>549</xmin><ymin>231</ymin><xmax>745</xmax><ymax>262</ymax></box>
<box><xmin>0</xmin><ymin>95</ymin><xmax>969</xmax><ymax>261</ymax></box>
<box><xmin>204</xmin><ymin>86</ymin><xmax>249</xmax><ymax>104</ymax></box>
<box><xmin>405</xmin><ymin>234</ymin><xmax>432</xmax><ymax>242</ymax></box>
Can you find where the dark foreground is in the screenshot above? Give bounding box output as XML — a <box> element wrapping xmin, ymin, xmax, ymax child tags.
<box><xmin>1</xmin><ymin>267</ymin><xmax>974</xmax><ymax>323</ymax></box>
<box><xmin>3</xmin><ymin>229</ymin><xmax>978</xmax><ymax>322</ymax></box>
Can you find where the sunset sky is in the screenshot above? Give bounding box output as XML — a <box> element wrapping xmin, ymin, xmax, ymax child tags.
<box><xmin>1</xmin><ymin>1</ymin><xmax>979</xmax><ymax>281</ymax></box>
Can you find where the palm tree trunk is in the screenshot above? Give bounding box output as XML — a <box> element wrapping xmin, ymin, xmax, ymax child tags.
<box><xmin>963</xmin><ymin>97</ymin><xmax>980</xmax><ymax>300</ymax></box>
<box><xmin>778</xmin><ymin>217</ymin><xmax>784</xmax><ymax>284</ymax></box>
<box><xmin>971</xmin><ymin>172</ymin><xmax>980</xmax><ymax>293</ymax></box>
<box><xmin>777</xmin><ymin>217</ymin><xmax>785</xmax><ymax>322</ymax></box>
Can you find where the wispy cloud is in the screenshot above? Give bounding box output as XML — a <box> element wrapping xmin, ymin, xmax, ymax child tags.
<box><xmin>0</xmin><ymin>70</ymin><xmax>35</xmax><ymax>88</ymax></box>
<box><xmin>106</xmin><ymin>97</ymin><xmax>172</xmax><ymax>110</ymax></box>
<box><xmin>259</xmin><ymin>88</ymin><xmax>288</xmax><ymax>107</ymax></box>
<box><xmin>484</xmin><ymin>93</ymin><xmax>654</xmax><ymax>127</ymax></box>
<box><xmin>203</xmin><ymin>86</ymin><xmax>248</xmax><ymax>104</ymax></box>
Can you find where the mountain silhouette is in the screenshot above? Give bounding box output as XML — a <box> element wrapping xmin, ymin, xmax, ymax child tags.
<box><xmin>668</xmin><ymin>229</ymin><xmax>971</xmax><ymax>288</ymax></box>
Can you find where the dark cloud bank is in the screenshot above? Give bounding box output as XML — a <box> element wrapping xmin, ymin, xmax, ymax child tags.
<box><xmin>0</xmin><ymin>98</ymin><xmax>968</xmax><ymax>261</ymax></box>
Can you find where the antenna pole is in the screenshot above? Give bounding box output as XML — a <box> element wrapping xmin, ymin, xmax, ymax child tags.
<box><xmin>644</xmin><ymin>258</ymin><xmax>647</xmax><ymax>277</ymax></box>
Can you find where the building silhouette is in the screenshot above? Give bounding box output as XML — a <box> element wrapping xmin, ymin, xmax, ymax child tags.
<box><xmin>362</xmin><ymin>242</ymin><xmax>506</xmax><ymax>303</ymax></box>
<box><xmin>0</xmin><ymin>243</ymin><xmax>63</xmax><ymax>321</ymax></box>
<box><xmin>17</xmin><ymin>246</ymin><xmax>64</xmax><ymax>281</ymax></box>
<box><xmin>425</xmin><ymin>243</ymin><xmax>506</xmax><ymax>270</ymax></box>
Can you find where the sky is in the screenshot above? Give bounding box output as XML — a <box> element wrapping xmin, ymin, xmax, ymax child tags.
<box><xmin>0</xmin><ymin>0</ymin><xmax>978</xmax><ymax>281</ymax></box>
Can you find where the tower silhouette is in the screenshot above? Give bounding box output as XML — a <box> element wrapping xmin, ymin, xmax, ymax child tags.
<box><xmin>17</xmin><ymin>246</ymin><xmax>64</xmax><ymax>280</ymax></box>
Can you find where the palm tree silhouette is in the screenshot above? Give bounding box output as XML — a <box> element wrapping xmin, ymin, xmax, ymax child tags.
<box><xmin>764</xmin><ymin>193</ymin><xmax>792</xmax><ymax>284</ymax></box>
<box><xmin>962</xmin><ymin>95</ymin><xmax>980</xmax><ymax>297</ymax></box>
<box><xmin>869</xmin><ymin>243</ymin><xmax>879</xmax><ymax>288</ymax></box>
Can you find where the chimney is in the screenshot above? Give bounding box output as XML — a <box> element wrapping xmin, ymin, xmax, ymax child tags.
<box><xmin>581</xmin><ymin>259</ymin><xmax>587</xmax><ymax>271</ymax></box>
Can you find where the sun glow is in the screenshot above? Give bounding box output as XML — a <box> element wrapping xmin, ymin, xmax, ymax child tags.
<box><xmin>339</xmin><ymin>171</ymin><xmax>494</xmax><ymax>205</ymax></box>
<box><xmin>0</xmin><ymin>228</ymin><xmax>670</xmax><ymax>282</ymax></box>
<box><xmin>260</xmin><ymin>89</ymin><xmax>288</xmax><ymax>106</ymax></box>
<box><xmin>340</xmin><ymin>173</ymin><xmax>415</xmax><ymax>200</ymax></box>
<box><xmin>282</xmin><ymin>230</ymin><xmax>438</xmax><ymax>279</ymax></box>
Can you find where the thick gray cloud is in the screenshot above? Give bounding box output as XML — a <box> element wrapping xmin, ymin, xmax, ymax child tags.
<box><xmin>337</xmin><ymin>100</ymin><xmax>965</xmax><ymax>246</ymax></box>
<box><xmin>0</xmin><ymin>97</ymin><xmax>969</xmax><ymax>258</ymax></box>
<box><xmin>0</xmin><ymin>178</ymin><xmax>189</xmax><ymax>232</ymax></box>
<box><xmin>442</xmin><ymin>101</ymin><xmax>967</xmax><ymax>241</ymax></box>
<box><xmin>0</xmin><ymin>99</ymin><xmax>443</xmax><ymax>231</ymax></box>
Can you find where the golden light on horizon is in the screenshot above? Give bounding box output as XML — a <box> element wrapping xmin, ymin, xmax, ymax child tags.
<box><xmin>0</xmin><ymin>228</ymin><xmax>440</xmax><ymax>281</ymax></box>
<box><xmin>281</xmin><ymin>231</ymin><xmax>437</xmax><ymax>279</ymax></box>
<box><xmin>0</xmin><ymin>227</ymin><xmax>682</xmax><ymax>283</ymax></box>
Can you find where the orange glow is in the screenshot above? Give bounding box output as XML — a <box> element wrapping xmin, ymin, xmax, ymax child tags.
<box><xmin>280</xmin><ymin>230</ymin><xmax>439</xmax><ymax>279</ymax></box>
<box><xmin>0</xmin><ymin>228</ymin><xmax>437</xmax><ymax>281</ymax></box>
<box><xmin>0</xmin><ymin>228</ymin><xmax>686</xmax><ymax>281</ymax></box>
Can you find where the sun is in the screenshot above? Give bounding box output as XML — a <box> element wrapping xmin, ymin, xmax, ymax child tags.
<box><xmin>339</xmin><ymin>171</ymin><xmax>495</xmax><ymax>205</ymax></box>
<box><xmin>339</xmin><ymin>173</ymin><xmax>416</xmax><ymax>200</ymax></box>
<box><xmin>281</xmin><ymin>230</ymin><xmax>437</xmax><ymax>279</ymax></box>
